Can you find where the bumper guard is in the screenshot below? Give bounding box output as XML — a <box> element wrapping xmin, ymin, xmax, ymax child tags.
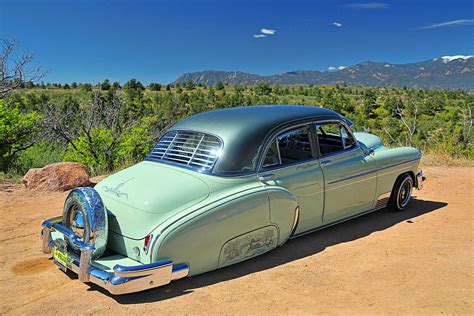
<box><xmin>416</xmin><ymin>170</ymin><xmax>425</xmax><ymax>190</ymax></box>
<box><xmin>41</xmin><ymin>217</ymin><xmax>189</xmax><ymax>295</ymax></box>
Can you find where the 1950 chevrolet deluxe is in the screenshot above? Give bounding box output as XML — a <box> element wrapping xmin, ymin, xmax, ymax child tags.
<box><xmin>41</xmin><ymin>105</ymin><xmax>424</xmax><ymax>295</ymax></box>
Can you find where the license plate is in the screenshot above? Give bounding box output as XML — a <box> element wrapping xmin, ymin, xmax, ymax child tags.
<box><xmin>53</xmin><ymin>247</ymin><xmax>70</xmax><ymax>269</ymax></box>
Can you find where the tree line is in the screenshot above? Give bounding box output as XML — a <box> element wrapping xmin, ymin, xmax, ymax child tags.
<box><xmin>17</xmin><ymin>78</ymin><xmax>226</xmax><ymax>92</ymax></box>
<box><xmin>1</xmin><ymin>82</ymin><xmax>472</xmax><ymax>176</ymax></box>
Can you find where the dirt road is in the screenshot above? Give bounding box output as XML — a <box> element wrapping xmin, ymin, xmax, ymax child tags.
<box><xmin>1</xmin><ymin>166</ymin><xmax>473</xmax><ymax>314</ymax></box>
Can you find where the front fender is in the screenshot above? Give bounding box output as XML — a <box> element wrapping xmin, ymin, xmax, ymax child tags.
<box><xmin>372</xmin><ymin>146</ymin><xmax>422</xmax><ymax>198</ymax></box>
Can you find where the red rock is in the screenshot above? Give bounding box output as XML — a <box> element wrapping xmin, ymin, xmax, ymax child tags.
<box><xmin>23</xmin><ymin>162</ymin><xmax>90</xmax><ymax>191</ymax></box>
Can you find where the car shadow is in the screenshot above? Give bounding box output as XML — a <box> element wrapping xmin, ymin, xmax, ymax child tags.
<box><xmin>88</xmin><ymin>198</ymin><xmax>447</xmax><ymax>303</ymax></box>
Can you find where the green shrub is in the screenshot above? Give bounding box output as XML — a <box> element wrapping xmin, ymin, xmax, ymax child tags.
<box><xmin>63</xmin><ymin>116</ymin><xmax>159</xmax><ymax>176</ymax></box>
<box><xmin>16</xmin><ymin>142</ymin><xmax>65</xmax><ymax>174</ymax></box>
<box><xmin>0</xmin><ymin>99</ymin><xmax>43</xmax><ymax>173</ymax></box>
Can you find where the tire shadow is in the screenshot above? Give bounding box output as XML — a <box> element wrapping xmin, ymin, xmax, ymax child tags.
<box><xmin>89</xmin><ymin>198</ymin><xmax>447</xmax><ymax>303</ymax></box>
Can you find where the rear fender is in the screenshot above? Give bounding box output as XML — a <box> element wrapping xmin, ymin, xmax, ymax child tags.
<box><xmin>153</xmin><ymin>188</ymin><xmax>274</xmax><ymax>276</ymax></box>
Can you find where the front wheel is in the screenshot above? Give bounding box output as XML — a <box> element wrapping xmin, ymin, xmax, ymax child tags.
<box><xmin>388</xmin><ymin>173</ymin><xmax>413</xmax><ymax>211</ymax></box>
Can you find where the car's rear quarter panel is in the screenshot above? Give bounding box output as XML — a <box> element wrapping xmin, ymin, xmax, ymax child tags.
<box><xmin>153</xmin><ymin>187</ymin><xmax>277</xmax><ymax>276</ymax></box>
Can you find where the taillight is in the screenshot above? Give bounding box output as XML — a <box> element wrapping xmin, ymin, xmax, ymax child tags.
<box><xmin>143</xmin><ymin>234</ymin><xmax>152</xmax><ymax>252</ymax></box>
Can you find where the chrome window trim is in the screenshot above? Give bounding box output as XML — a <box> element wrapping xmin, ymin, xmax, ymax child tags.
<box><xmin>258</xmin><ymin>122</ymin><xmax>314</xmax><ymax>172</ymax></box>
<box><xmin>276</xmin><ymin>138</ymin><xmax>282</xmax><ymax>165</ymax></box>
<box><xmin>257</xmin><ymin>118</ymin><xmax>359</xmax><ymax>172</ymax></box>
<box><xmin>262</xmin><ymin>138</ymin><xmax>282</xmax><ymax>169</ymax></box>
<box><xmin>258</xmin><ymin>123</ymin><xmax>316</xmax><ymax>173</ymax></box>
<box><xmin>314</xmin><ymin>120</ymin><xmax>359</xmax><ymax>159</ymax></box>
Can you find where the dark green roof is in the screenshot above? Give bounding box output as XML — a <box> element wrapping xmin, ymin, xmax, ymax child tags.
<box><xmin>169</xmin><ymin>105</ymin><xmax>343</xmax><ymax>175</ymax></box>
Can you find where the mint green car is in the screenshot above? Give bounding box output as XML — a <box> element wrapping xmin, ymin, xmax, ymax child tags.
<box><xmin>41</xmin><ymin>105</ymin><xmax>424</xmax><ymax>295</ymax></box>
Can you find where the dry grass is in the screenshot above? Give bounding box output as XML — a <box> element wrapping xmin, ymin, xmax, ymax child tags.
<box><xmin>422</xmin><ymin>153</ymin><xmax>474</xmax><ymax>168</ymax></box>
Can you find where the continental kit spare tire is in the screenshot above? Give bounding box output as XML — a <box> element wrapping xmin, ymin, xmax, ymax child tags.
<box><xmin>62</xmin><ymin>187</ymin><xmax>108</xmax><ymax>258</ymax></box>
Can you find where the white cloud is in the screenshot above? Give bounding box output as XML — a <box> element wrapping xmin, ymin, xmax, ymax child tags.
<box><xmin>346</xmin><ymin>2</ymin><xmax>389</xmax><ymax>9</ymax></box>
<box><xmin>254</xmin><ymin>28</ymin><xmax>276</xmax><ymax>38</ymax></box>
<box><xmin>260</xmin><ymin>28</ymin><xmax>276</xmax><ymax>35</ymax></box>
<box><xmin>333</xmin><ymin>22</ymin><xmax>343</xmax><ymax>27</ymax></box>
<box><xmin>328</xmin><ymin>66</ymin><xmax>346</xmax><ymax>71</ymax></box>
<box><xmin>420</xmin><ymin>19</ymin><xmax>474</xmax><ymax>29</ymax></box>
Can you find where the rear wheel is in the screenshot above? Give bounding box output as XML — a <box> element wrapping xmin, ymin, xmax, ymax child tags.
<box><xmin>389</xmin><ymin>173</ymin><xmax>413</xmax><ymax>211</ymax></box>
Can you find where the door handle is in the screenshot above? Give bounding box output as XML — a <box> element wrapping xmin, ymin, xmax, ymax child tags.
<box><xmin>258</xmin><ymin>174</ymin><xmax>275</xmax><ymax>181</ymax></box>
<box><xmin>320</xmin><ymin>160</ymin><xmax>332</xmax><ymax>167</ymax></box>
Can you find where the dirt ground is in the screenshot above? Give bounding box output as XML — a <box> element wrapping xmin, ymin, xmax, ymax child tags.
<box><xmin>0</xmin><ymin>166</ymin><xmax>473</xmax><ymax>315</ymax></box>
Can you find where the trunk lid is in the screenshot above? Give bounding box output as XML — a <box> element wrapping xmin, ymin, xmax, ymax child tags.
<box><xmin>95</xmin><ymin>161</ymin><xmax>210</xmax><ymax>239</ymax></box>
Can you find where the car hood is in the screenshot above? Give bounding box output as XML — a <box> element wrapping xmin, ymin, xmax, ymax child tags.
<box><xmin>95</xmin><ymin>161</ymin><xmax>210</xmax><ymax>239</ymax></box>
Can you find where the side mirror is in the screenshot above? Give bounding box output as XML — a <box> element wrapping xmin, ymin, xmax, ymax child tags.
<box><xmin>368</xmin><ymin>148</ymin><xmax>375</xmax><ymax>156</ymax></box>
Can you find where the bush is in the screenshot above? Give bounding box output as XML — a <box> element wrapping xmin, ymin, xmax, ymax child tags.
<box><xmin>62</xmin><ymin>117</ymin><xmax>158</xmax><ymax>176</ymax></box>
<box><xmin>147</xmin><ymin>83</ymin><xmax>162</xmax><ymax>91</ymax></box>
<box><xmin>16</xmin><ymin>142</ymin><xmax>65</xmax><ymax>174</ymax></box>
<box><xmin>0</xmin><ymin>99</ymin><xmax>43</xmax><ymax>173</ymax></box>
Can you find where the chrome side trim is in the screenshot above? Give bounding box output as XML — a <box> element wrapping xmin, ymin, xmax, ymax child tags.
<box><xmin>377</xmin><ymin>158</ymin><xmax>420</xmax><ymax>172</ymax></box>
<box><xmin>317</xmin><ymin>145</ymin><xmax>362</xmax><ymax>160</ymax></box>
<box><xmin>327</xmin><ymin>158</ymin><xmax>421</xmax><ymax>186</ymax></box>
<box><xmin>290</xmin><ymin>206</ymin><xmax>300</xmax><ymax>236</ymax></box>
<box><xmin>328</xmin><ymin>168</ymin><xmax>377</xmax><ymax>185</ymax></box>
<box><xmin>41</xmin><ymin>218</ymin><xmax>189</xmax><ymax>295</ymax></box>
<box><xmin>291</xmin><ymin>205</ymin><xmax>385</xmax><ymax>239</ymax></box>
<box><xmin>257</xmin><ymin>156</ymin><xmax>319</xmax><ymax>173</ymax></box>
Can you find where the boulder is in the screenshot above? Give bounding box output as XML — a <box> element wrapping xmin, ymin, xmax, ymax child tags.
<box><xmin>23</xmin><ymin>162</ymin><xmax>90</xmax><ymax>191</ymax></box>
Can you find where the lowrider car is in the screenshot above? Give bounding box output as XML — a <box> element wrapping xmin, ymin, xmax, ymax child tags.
<box><xmin>41</xmin><ymin>105</ymin><xmax>424</xmax><ymax>295</ymax></box>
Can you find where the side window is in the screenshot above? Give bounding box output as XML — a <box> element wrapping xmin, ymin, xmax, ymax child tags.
<box><xmin>262</xmin><ymin>140</ymin><xmax>280</xmax><ymax>168</ymax></box>
<box><xmin>316</xmin><ymin>122</ymin><xmax>356</xmax><ymax>155</ymax></box>
<box><xmin>262</xmin><ymin>126</ymin><xmax>313</xmax><ymax>168</ymax></box>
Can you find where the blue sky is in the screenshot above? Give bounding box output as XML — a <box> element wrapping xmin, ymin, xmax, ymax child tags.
<box><xmin>1</xmin><ymin>0</ymin><xmax>473</xmax><ymax>84</ymax></box>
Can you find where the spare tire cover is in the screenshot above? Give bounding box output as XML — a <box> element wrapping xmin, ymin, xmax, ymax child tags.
<box><xmin>62</xmin><ymin>187</ymin><xmax>108</xmax><ymax>258</ymax></box>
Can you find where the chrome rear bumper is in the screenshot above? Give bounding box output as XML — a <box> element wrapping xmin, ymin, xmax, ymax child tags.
<box><xmin>416</xmin><ymin>170</ymin><xmax>425</xmax><ymax>190</ymax></box>
<box><xmin>41</xmin><ymin>217</ymin><xmax>188</xmax><ymax>295</ymax></box>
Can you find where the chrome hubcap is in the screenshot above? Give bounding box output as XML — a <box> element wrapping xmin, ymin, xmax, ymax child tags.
<box><xmin>398</xmin><ymin>180</ymin><xmax>412</xmax><ymax>208</ymax></box>
<box><xmin>69</xmin><ymin>204</ymin><xmax>85</xmax><ymax>239</ymax></box>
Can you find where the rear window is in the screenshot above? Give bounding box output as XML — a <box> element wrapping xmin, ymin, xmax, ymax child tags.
<box><xmin>146</xmin><ymin>130</ymin><xmax>223</xmax><ymax>171</ymax></box>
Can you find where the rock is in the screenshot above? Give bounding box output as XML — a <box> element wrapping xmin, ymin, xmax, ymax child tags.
<box><xmin>23</xmin><ymin>162</ymin><xmax>90</xmax><ymax>191</ymax></box>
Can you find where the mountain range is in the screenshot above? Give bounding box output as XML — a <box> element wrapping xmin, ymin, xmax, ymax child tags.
<box><xmin>173</xmin><ymin>56</ymin><xmax>474</xmax><ymax>91</ymax></box>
